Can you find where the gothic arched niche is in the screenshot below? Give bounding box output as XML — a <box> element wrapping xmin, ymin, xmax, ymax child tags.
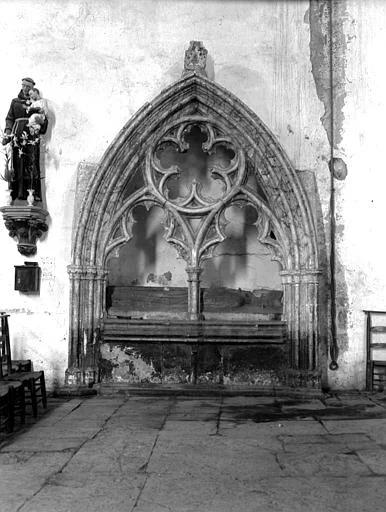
<box><xmin>67</xmin><ymin>42</ymin><xmax>320</xmax><ymax>389</ymax></box>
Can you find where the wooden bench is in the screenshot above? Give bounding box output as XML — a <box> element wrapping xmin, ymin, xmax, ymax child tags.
<box><xmin>103</xmin><ymin>318</ymin><xmax>287</xmax><ymax>344</ymax></box>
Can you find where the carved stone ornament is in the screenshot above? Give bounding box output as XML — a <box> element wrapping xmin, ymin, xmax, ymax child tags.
<box><xmin>0</xmin><ymin>205</ymin><xmax>48</xmax><ymax>255</ymax></box>
<box><xmin>182</xmin><ymin>41</ymin><xmax>208</xmax><ymax>77</ymax></box>
<box><xmin>67</xmin><ymin>42</ymin><xmax>321</xmax><ymax>387</ymax></box>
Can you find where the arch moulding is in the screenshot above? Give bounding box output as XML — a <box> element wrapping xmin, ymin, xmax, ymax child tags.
<box><xmin>66</xmin><ymin>57</ymin><xmax>321</xmax><ymax>389</ymax></box>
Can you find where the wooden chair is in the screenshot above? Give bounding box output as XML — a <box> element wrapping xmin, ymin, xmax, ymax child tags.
<box><xmin>1</xmin><ymin>312</ymin><xmax>31</xmax><ymax>375</ymax></box>
<box><xmin>0</xmin><ymin>352</ymin><xmax>26</xmax><ymax>433</ymax></box>
<box><xmin>0</xmin><ymin>384</ymin><xmax>11</xmax><ymax>433</ymax></box>
<box><xmin>0</xmin><ymin>313</ymin><xmax>47</xmax><ymax>418</ymax></box>
<box><xmin>364</xmin><ymin>310</ymin><xmax>386</xmax><ymax>391</ymax></box>
<box><xmin>0</xmin><ymin>381</ymin><xmax>25</xmax><ymax>433</ymax></box>
<box><xmin>3</xmin><ymin>372</ymin><xmax>46</xmax><ymax>418</ymax></box>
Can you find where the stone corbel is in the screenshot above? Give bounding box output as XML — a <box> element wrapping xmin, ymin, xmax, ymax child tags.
<box><xmin>0</xmin><ymin>205</ymin><xmax>48</xmax><ymax>255</ymax></box>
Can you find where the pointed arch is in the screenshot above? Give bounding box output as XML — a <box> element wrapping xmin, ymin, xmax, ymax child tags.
<box><xmin>73</xmin><ymin>73</ymin><xmax>318</xmax><ymax>270</ymax></box>
<box><xmin>67</xmin><ymin>73</ymin><xmax>321</xmax><ymax>388</ymax></box>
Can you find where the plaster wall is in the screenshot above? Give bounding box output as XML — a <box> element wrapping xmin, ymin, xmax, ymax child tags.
<box><xmin>107</xmin><ymin>205</ymin><xmax>282</xmax><ymax>291</ymax></box>
<box><xmin>326</xmin><ymin>0</ymin><xmax>386</xmax><ymax>389</ymax></box>
<box><xmin>0</xmin><ymin>0</ymin><xmax>336</xmax><ymax>389</ymax></box>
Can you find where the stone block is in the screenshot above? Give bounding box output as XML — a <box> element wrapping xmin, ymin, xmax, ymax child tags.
<box><xmin>162</xmin><ymin>343</ymin><xmax>192</xmax><ymax>383</ymax></box>
<box><xmin>356</xmin><ymin>448</ymin><xmax>386</xmax><ymax>475</ymax></box>
<box><xmin>276</xmin><ymin>451</ymin><xmax>372</xmax><ymax>476</ymax></box>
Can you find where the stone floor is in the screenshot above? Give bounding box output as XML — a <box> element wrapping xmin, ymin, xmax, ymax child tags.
<box><xmin>1</xmin><ymin>392</ymin><xmax>386</xmax><ymax>512</ymax></box>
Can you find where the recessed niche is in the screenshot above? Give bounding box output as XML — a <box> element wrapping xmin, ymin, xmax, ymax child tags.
<box><xmin>107</xmin><ymin>205</ymin><xmax>187</xmax><ymax>288</ymax></box>
<box><xmin>202</xmin><ymin>204</ymin><xmax>282</xmax><ymax>291</ymax></box>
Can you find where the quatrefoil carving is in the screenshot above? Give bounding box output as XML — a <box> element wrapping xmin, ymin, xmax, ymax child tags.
<box><xmin>107</xmin><ymin>117</ymin><xmax>284</xmax><ymax>272</ymax></box>
<box><xmin>147</xmin><ymin>118</ymin><xmax>246</xmax><ymax>215</ymax></box>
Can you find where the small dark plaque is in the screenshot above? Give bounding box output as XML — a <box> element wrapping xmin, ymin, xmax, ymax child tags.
<box><xmin>14</xmin><ymin>262</ymin><xmax>40</xmax><ymax>292</ymax></box>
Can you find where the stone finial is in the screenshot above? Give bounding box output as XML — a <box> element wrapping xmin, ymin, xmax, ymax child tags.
<box><xmin>183</xmin><ymin>41</ymin><xmax>208</xmax><ymax>77</ymax></box>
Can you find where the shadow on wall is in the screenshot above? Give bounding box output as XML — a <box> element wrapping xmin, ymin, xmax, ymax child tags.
<box><xmin>216</xmin><ymin>65</ymin><xmax>270</xmax><ymax>121</ymax></box>
<box><xmin>312</xmin><ymin>173</ymin><xmax>330</xmax><ymax>388</ymax></box>
<box><xmin>37</xmin><ymin>97</ymin><xmax>56</xmax><ymax>238</ymax></box>
<box><xmin>202</xmin><ymin>204</ymin><xmax>282</xmax><ymax>290</ymax></box>
<box><xmin>107</xmin><ymin>205</ymin><xmax>187</xmax><ymax>287</ymax></box>
<box><xmin>206</xmin><ymin>54</ymin><xmax>215</xmax><ymax>81</ymax></box>
<box><xmin>43</xmin><ymin>99</ymin><xmax>57</xmax><ymax>163</ymax></box>
<box><xmin>315</xmin><ymin>178</ymin><xmax>349</xmax><ymax>386</ymax></box>
<box><xmin>298</xmin><ymin>169</ymin><xmax>349</xmax><ymax>389</ymax></box>
<box><xmin>107</xmin><ymin>202</ymin><xmax>282</xmax><ymax>293</ymax></box>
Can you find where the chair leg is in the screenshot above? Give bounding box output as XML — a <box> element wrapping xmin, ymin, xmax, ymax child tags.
<box><xmin>40</xmin><ymin>374</ymin><xmax>47</xmax><ymax>409</ymax></box>
<box><xmin>28</xmin><ymin>379</ymin><xmax>38</xmax><ymax>418</ymax></box>
<box><xmin>19</xmin><ymin>385</ymin><xmax>26</xmax><ymax>425</ymax></box>
<box><xmin>7</xmin><ymin>387</ymin><xmax>15</xmax><ymax>433</ymax></box>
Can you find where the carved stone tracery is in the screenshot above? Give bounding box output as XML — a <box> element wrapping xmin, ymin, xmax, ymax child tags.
<box><xmin>182</xmin><ymin>41</ymin><xmax>208</xmax><ymax>77</ymax></box>
<box><xmin>104</xmin><ymin>118</ymin><xmax>290</xmax><ymax>321</ymax></box>
<box><xmin>68</xmin><ymin>43</ymin><xmax>321</xmax><ymax>387</ymax></box>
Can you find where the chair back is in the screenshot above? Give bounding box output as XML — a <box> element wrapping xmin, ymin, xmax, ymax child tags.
<box><xmin>0</xmin><ymin>313</ymin><xmax>12</xmax><ymax>378</ymax></box>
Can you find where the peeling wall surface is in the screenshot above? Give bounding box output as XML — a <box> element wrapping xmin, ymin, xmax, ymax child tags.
<box><xmin>0</xmin><ymin>0</ymin><xmax>383</xmax><ymax>390</ymax></box>
<box><xmin>326</xmin><ymin>0</ymin><xmax>386</xmax><ymax>388</ymax></box>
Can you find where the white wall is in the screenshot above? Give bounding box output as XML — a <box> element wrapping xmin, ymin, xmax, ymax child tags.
<box><xmin>0</xmin><ymin>0</ymin><xmax>344</xmax><ymax>389</ymax></box>
<box><xmin>327</xmin><ymin>0</ymin><xmax>386</xmax><ymax>388</ymax></box>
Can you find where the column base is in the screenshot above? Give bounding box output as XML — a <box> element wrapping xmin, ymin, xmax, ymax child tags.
<box><xmin>62</xmin><ymin>367</ymin><xmax>98</xmax><ymax>397</ymax></box>
<box><xmin>283</xmin><ymin>369</ymin><xmax>321</xmax><ymax>389</ymax></box>
<box><xmin>65</xmin><ymin>366</ymin><xmax>97</xmax><ymax>386</ymax></box>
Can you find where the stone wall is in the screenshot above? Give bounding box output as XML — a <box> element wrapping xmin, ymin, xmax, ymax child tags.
<box><xmin>0</xmin><ymin>0</ymin><xmax>382</xmax><ymax>390</ymax></box>
<box><xmin>326</xmin><ymin>0</ymin><xmax>386</xmax><ymax>388</ymax></box>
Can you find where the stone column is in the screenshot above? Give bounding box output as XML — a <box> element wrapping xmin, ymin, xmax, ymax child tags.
<box><xmin>281</xmin><ymin>270</ymin><xmax>321</xmax><ymax>387</ymax></box>
<box><xmin>186</xmin><ymin>266</ymin><xmax>202</xmax><ymax>321</ymax></box>
<box><xmin>66</xmin><ymin>264</ymin><xmax>108</xmax><ymax>386</ymax></box>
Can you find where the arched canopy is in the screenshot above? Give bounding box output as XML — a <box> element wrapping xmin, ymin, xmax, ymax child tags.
<box><xmin>67</xmin><ymin>71</ymin><xmax>322</xmax><ymax>388</ymax></box>
<box><xmin>72</xmin><ymin>72</ymin><xmax>318</xmax><ymax>274</ymax></box>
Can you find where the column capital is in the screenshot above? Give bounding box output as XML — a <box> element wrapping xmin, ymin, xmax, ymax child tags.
<box><xmin>280</xmin><ymin>269</ymin><xmax>321</xmax><ymax>284</ymax></box>
<box><xmin>67</xmin><ymin>264</ymin><xmax>108</xmax><ymax>280</ymax></box>
<box><xmin>185</xmin><ymin>266</ymin><xmax>202</xmax><ymax>280</ymax></box>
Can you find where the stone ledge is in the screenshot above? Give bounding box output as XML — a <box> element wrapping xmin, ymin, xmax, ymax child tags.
<box><xmin>97</xmin><ymin>383</ymin><xmax>323</xmax><ymax>399</ymax></box>
<box><xmin>52</xmin><ymin>386</ymin><xmax>98</xmax><ymax>398</ymax></box>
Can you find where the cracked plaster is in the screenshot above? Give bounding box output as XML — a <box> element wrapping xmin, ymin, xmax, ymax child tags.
<box><xmin>0</xmin><ymin>0</ymin><xmax>384</xmax><ymax>390</ymax></box>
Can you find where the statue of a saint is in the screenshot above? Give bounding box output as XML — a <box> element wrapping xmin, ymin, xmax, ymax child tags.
<box><xmin>2</xmin><ymin>78</ymin><xmax>48</xmax><ymax>202</ymax></box>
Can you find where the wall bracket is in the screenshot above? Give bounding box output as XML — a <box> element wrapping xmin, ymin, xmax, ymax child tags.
<box><xmin>0</xmin><ymin>205</ymin><xmax>48</xmax><ymax>255</ymax></box>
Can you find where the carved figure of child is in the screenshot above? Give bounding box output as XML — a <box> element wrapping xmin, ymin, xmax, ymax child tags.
<box><xmin>26</xmin><ymin>88</ymin><xmax>47</xmax><ymax>133</ymax></box>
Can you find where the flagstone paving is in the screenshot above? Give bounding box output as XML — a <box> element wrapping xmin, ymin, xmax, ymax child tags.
<box><xmin>1</xmin><ymin>392</ymin><xmax>386</xmax><ymax>511</ymax></box>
